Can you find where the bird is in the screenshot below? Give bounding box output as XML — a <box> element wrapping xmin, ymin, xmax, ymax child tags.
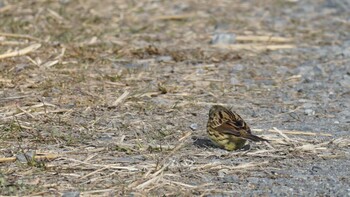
<box><xmin>207</xmin><ymin>105</ymin><xmax>268</xmax><ymax>151</ymax></box>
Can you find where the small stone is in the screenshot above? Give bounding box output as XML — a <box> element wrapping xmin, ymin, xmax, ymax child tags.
<box><xmin>190</xmin><ymin>123</ymin><xmax>198</xmax><ymax>131</ymax></box>
<box><xmin>222</xmin><ymin>175</ymin><xmax>239</xmax><ymax>183</ymax></box>
<box><xmin>233</xmin><ymin>64</ymin><xmax>244</xmax><ymax>71</ymax></box>
<box><xmin>16</xmin><ymin>151</ymin><xmax>35</xmax><ymax>163</ymax></box>
<box><xmin>15</xmin><ymin>64</ymin><xmax>30</xmax><ymax>72</ymax></box>
<box><xmin>211</xmin><ymin>33</ymin><xmax>236</xmax><ymax>45</ymax></box>
<box><xmin>124</xmin><ymin>62</ymin><xmax>149</xmax><ymax>70</ymax></box>
<box><xmin>302</xmin><ymin>103</ymin><xmax>316</xmax><ymax>109</ymax></box>
<box><xmin>218</xmin><ymin>169</ymin><xmax>227</xmax><ymax>177</ymax></box>
<box><xmin>59</xmin><ymin>0</ymin><xmax>71</xmax><ymax>4</ymax></box>
<box><xmin>62</xmin><ymin>191</ymin><xmax>80</xmax><ymax>197</ymax></box>
<box><xmin>328</xmin><ymin>91</ymin><xmax>336</xmax><ymax>99</ymax></box>
<box><xmin>339</xmin><ymin>75</ymin><xmax>350</xmax><ymax>88</ymax></box>
<box><xmin>98</xmin><ymin>134</ymin><xmax>113</xmax><ymax>141</ymax></box>
<box><xmin>156</xmin><ymin>56</ymin><xmax>173</xmax><ymax>63</ymax></box>
<box><xmin>152</xmin><ymin>97</ymin><xmax>175</xmax><ymax>107</ymax></box>
<box><xmin>304</xmin><ymin>109</ymin><xmax>315</xmax><ymax>116</ymax></box>
<box><xmin>230</xmin><ymin>77</ymin><xmax>240</xmax><ymax>85</ymax></box>
<box><xmin>196</xmin><ymin>67</ymin><xmax>204</xmax><ymax>74</ymax></box>
<box><xmin>311</xmin><ymin>166</ymin><xmax>322</xmax><ymax>172</ymax></box>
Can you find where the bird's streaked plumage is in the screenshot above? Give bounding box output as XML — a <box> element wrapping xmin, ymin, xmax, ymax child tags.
<box><xmin>207</xmin><ymin>105</ymin><xmax>267</xmax><ymax>151</ymax></box>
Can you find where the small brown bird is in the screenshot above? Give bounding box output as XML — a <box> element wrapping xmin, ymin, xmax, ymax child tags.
<box><xmin>207</xmin><ymin>105</ymin><xmax>268</xmax><ymax>151</ymax></box>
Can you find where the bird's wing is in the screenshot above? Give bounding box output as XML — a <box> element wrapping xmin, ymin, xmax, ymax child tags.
<box><xmin>215</xmin><ymin>121</ymin><xmax>268</xmax><ymax>141</ymax></box>
<box><xmin>226</xmin><ymin>110</ymin><xmax>253</xmax><ymax>134</ymax></box>
<box><xmin>214</xmin><ymin>120</ymin><xmax>245</xmax><ymax>137</ymax></box>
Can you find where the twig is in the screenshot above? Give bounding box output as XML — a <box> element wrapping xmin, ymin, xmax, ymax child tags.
<box><xmin>252</xmin><ymin>128</ymin><xmax>332</xmax><ymax>137</ymax></box>
<box><xmin>165</xmin><ymin>179</ymin><xmax>199</xmax><ymax>188</ymax></box>
<box><xmin>0</xmin><ymin>95</ymin><xmax>30</xmax><ymax>100</ymax></box>
<box><xmin>192</xmin><ymin>161</ymin><xmax>268</xmax><ymax>170</ymax></box>
<box><xmin>80</xmin><ymin>167</ymin><xmax>109</xmax><ymax>180</ymax></box>
<box><xmin>293</xmin><ymin>141</ymin><xmax>329</xmax><ymax>152</ymax></box>
<box><xmin>62</xmin><ymin>157</ymin><xmax>139</xmax><ymax>171</ymax></box>
<box><xmin>149</xmin><ymin>163</ymin><xmax>170</xmax><ymax>178</ymax></box>
<box><xmin>110</xmin><ymin>90</ymin><xmax>130</xmax><ymax>107</ymax></box>
<box><xmin>161</xmin><ymin>132</ymin><xmax>191</xmax><ymax>162</ymax></box>
<box><xmin>154</xmin><ymin>14</ymin><xmax>194</xmax><ymax>21</ymax></box>
<box><xmin>3</xmin><ymin>109</ymin><xmax>70</xmax><ymax>120</ymax></box>
<box><xmin>212</xmin><ymin>44</ymin><xmax>295</xmax><ymax>51</ymax></box>
<box><xmin>235</xmin><ymin>35</ymin><xmax>293</xmax><ymax>43</ymax></box>
<box><xmin>16</xmin><ymin>104</ymin><xmax>36</xmax><ymax>119</ymax></box>
<box><xmin>212</xmin><ymin>161</ymin><xmax>269</xmax><ymax>170</ymax></box>
<box><xmin>273</xmin><ymin>127</ymin><xmax>294</xmax><ymax>142</ymax></box>
<box><xmin>42</xmin><ymin>60</ymin><xmax>59</xmax><ymax>68</ymax></box>
<box><xmin>134</xmin><ymin>174</ymin><xmax>163</xmax><ymax>190</ymax></box>
<box><xmin>244</xmin><ymin>149</ymin><xmax>286</xmax><ymax>156</ymax></box>
<box><xmin>0</xmin><ymin>154</ymin><xmax>60</xmax><ymax>163</ymax></box>
<box><xmin>0</xmin><ymin>43</ymin><xmax>41</xmax><ymax>59</ymax></box>
<box><xmin>179</xmin><ymin>131</ymin><xmax>192</xmax><ymax>141</ymax></box>
<box><xmin>0</xmin><ymin>32</ymin><xmax>43</xmax><ymax>42</ymax></box>
<box><xmin>80</xmin><ymin>189</ymin><xmax>115</xmax><ymax>195</ymax></box>
<box><xmin>0</xmin><ymin>41</ymin><xmax>27</xmax><ymax>45</ymax></box>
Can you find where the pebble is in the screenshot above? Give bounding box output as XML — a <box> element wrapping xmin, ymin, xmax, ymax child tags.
<box><xmin>304</xmin><ymin>109</ymin><xmax>315</xmax><ymax>116</ymax></box>
<box><xmin>230</xmin><ymin>77</ymin><xmax>240</xmax><ymax>85</ymax></box>
<box><xmin>190</xmin><ymin>123</ymin><xmax>198</xmax><ymax>131</ymax></box>
<box><xmin>98</xmin><ymin>134</ymin><xmax>113</xmax><ymax>141</ymax></box>
<box><xmin>339</xmin><ymin>75</ymin><xmax>350</xmax><ymax>88</ymax></box>
<box><xmin>156</xmin><ymin>56</ymin><xmax>173</xmax><ymax>63</ymax></box>
<box><xmin>16</xmin><ymin>151</ymin><xmax>35</xmax><ymax>163</ymax></box>
<box><xmin>211</xmin><ymin>33</ymin><xmax>236</xmax><ymax>45</ymax></box>
<box><xmin>62</xmin><ymin>191</ymin><xmax>80</xmax><ymax>197</ymax></box>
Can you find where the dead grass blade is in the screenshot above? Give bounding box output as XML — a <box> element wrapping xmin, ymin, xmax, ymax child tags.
<box><xmin>0</xmin><ymin>43</ymin><xmax>41</xmax><ymax>59</ymax></box>
<box><xmin>154</xmin><ymin>14</ymin><xmax>195</xmax><ymax>21</ymax></box>
<box><xmin>272</xmin><ymin>127</ymin><xmax>295</xmax><ymax>142</ymax></box>
<box><xmin>133</xmin><ymin>174</ymin><xmax>163</xmax><ymax>190</ymax></box>
<box><xmin>62</xmin><ymin>157</ymin><xmax>139</xmax><ymax>171</ymax></box>
<box><xmin>0</xmin><ymin>154</ymin><xmax>60</xmax><ymax>163</ymax></box>
<box><xmin>252</xmin><ymin>128</ymin><xmax>332</xmax><ymax>137</ymax></box>
<box><xmin>235</xmin><ymin>35</ymin><xmax>293</xmax><ymax>43</ymax></box>
<box><xmin>192</xmin><ymin>161</ymin><xmax>269</xmax><ymax>171</ymax></box>
<box><xmin>0</xmin><ymin>32</ymin><xmax>43</xmax><ymax>42</ymax></box>
<box><xmin>110</xmin><ymin>90</ymin><xmax>130</xmax><ymax>107</ymax></box>
<box><xmin>212</xmin><ymin>44</ymin><xmax>295</xmax><ymax>51</ymax></box>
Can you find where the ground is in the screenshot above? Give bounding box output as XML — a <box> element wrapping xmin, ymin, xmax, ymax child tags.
<box><xmin>0</xmin><ymin>0</ymin><xmax>349</xmax><ymax>196</ymax></box>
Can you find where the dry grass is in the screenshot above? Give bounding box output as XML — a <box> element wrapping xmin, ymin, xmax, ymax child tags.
<box><xmin>1</xmin><ymin>0</ymin><xmax>349</xmax><ymax>196</ymax></box>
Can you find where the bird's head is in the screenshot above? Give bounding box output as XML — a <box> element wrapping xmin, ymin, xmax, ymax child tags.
<box><xmin>209</xmin><ymin>105</ymin><xmax>227</xmax><ymax>116</ymax></box>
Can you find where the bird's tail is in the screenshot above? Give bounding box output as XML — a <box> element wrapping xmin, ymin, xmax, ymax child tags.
<box><xmin>246</xmin><ymin>134</ymin><xmax>268</xmax><ymax>142</ymax></box>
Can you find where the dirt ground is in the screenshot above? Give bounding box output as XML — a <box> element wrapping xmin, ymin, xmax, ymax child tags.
<box><xmin>0</xmin><ymin>0</ymin><xmax>349</xmax><ymax>196</ymax></box>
